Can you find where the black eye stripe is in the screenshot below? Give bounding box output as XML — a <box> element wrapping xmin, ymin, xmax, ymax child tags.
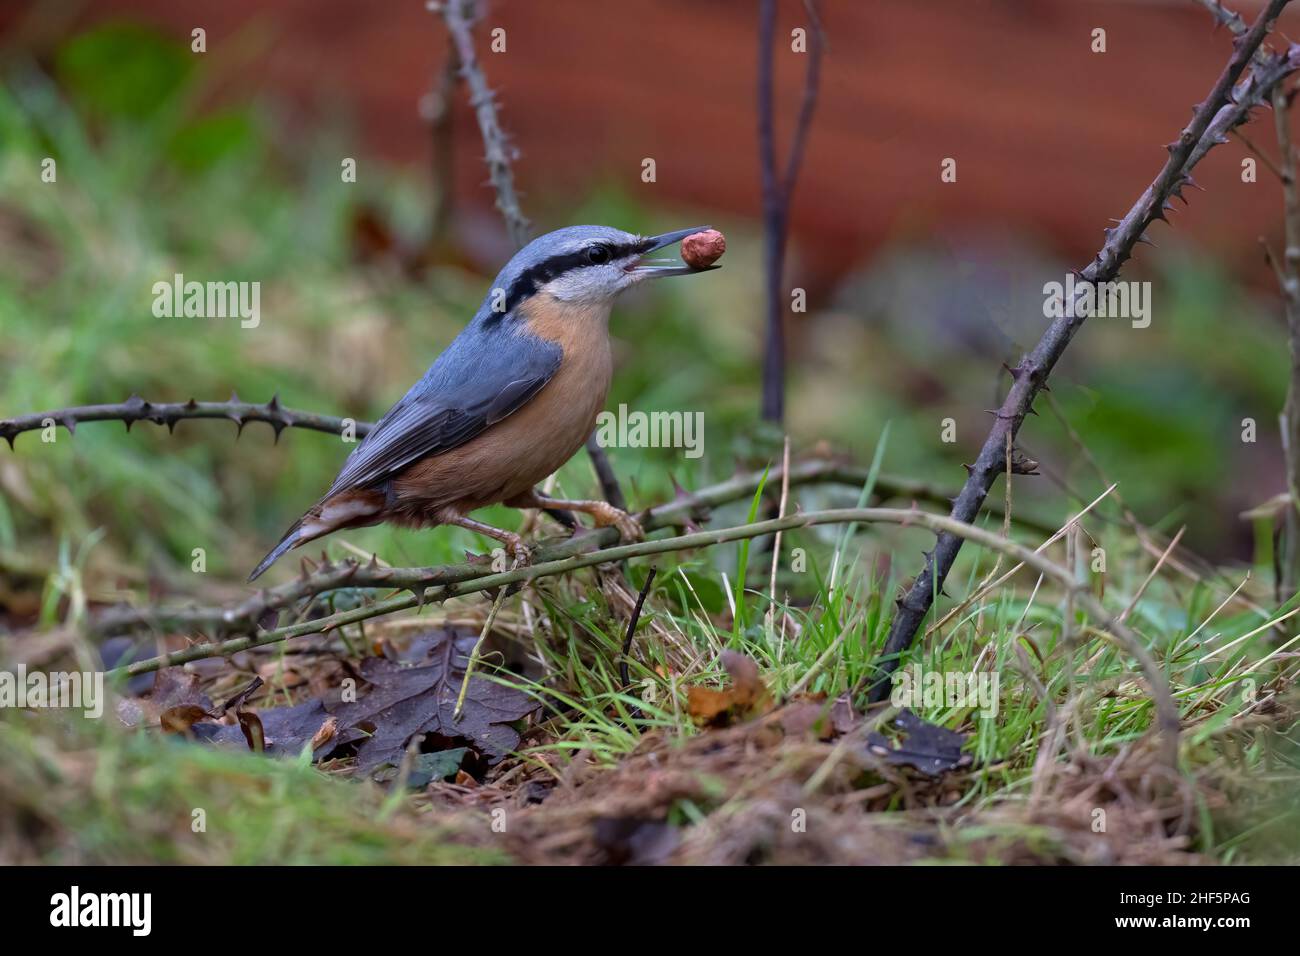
<box><xmin>501</xmin><ymin>240</ymin><xmax>642</xmax><ymax>313</ymax></box>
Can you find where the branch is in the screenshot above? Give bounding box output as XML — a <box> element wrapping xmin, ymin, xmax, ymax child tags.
<box><xmin>0</xmin><ymin>393</ymin><xmax>370</xmax><ymax>449</ymax></box>
<box><xmin>436</xmin><ymin>0</ymin><xmax>530</xmax><ymax>248</ymax></box>
<box><xmin>107</xmin><ymin>505</ymin><xmax>1181</xmax><ymax>770</ymax></box>
<box><xmin>870</xmin><ymin>0</ymin><xmax>1300</xmax><ymax>702</ymax></box>
<box><xmin>757</xmin><ymin>0</ymin><xmax>824</xmax><ymax>423</ymax></box>
<box><xmin>91</xmin><ymin>456</ymin><xmax>1055</xmax><ymax>639</ymax></box>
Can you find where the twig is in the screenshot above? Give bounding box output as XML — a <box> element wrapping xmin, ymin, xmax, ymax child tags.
<box><xmin>869</xmin><ymin>1</ymin><xmax>1300</xmax><ymax>702</ymax></box>
<box><xmin>436</xmin><ymin>0</ymin><xmax>530</xmax><ymax>248</ymax></box>
<box><xmin>619</xmin><ymin>566</ymin><xmax>657</xmax><ymax>686</ymax></box>
<box><xmin>757</xmin><ymin>0</ymin><xmax>824</xmax><ymax>422</ymax></box>
<box><xmin>0</xmin><ymin>393</ymin><xmax>368</xmax><ymax>449</ymax></box>
<box><xmin>108</xmin><ymin>505</ymin><xmax>1181</xmax><ymax>769</ymax></box>
<box><xmin>91</xmin><ymin>456</ymin><xmax>1054</xmax><ymax>639</ymax></box>
<box><xmin>584</xmin><ymin>433</ymin><xmax>627</xmax><ymax>511</ymax></box>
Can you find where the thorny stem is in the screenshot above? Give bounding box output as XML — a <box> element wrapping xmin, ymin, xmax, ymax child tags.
<box><xmin>437</xmin><ymin>0</ymin><xmax>530</xmax><ymax>248</ymax></box>
<box><xmin>869</xmin><ymin>0</ymin><xmax>1300</xmax><ymax>702</ymax></box>
<box><xmin>90</xmin><ymin>455</ymin><xmax>1053</xmax><ymax>639</ymax></box>
<box><xmin>107</xmin><ymin>505</ymin><xmax>1182</xmax><ymax>770</ymax></box>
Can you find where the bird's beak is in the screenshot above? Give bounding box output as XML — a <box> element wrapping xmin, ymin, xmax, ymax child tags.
<box><xmin>628</xmin><ymin>225</ymin><xmax>718</xmax><ymax>277</ymax></box>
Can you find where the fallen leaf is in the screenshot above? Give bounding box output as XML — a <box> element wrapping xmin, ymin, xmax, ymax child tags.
<box><xmin>327</xmin><ymin>628</ymin><xmax>539</xmax><ymax>770</ymax></box>
<box><xmin>192</xmin><ymin>698</ymin><xmax>363</xmax><ymax>758</ymax></box>
<box><xmin>160</xmin><ymin>704</ymin><xmax>209</xmax><ymax>736</ymax></box>
<box><xmin>310</xmin><ymin>716</ymin><xmax>338</xmax><ymax>753</ymax></box>
<box><xmin>687</xmin><ymin>650</ymin><xmax>770</xmax><ymax>726</ymax></box>
<box><xmin>406</xmin><ymin>748</ymin><xmax>468</xmax><ymax>789</ymax></box>
<box><xmin>237</xmin><ymin>710</ymin><xmax>265</xmax><ymax>753</ymax></box>
<box><xmin>865</xmin><ymin>709</ymin><xmax>973</xmax><ymax>775</ymax></box>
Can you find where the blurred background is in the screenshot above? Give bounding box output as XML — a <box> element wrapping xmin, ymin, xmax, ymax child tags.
<box><xmin>1</xmin><ymin>0</ymin><xmax>1298</xmax><ymax>599</ymax></box>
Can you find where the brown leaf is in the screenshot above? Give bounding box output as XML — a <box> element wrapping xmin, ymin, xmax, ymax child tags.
<box><xmin>326</xmin><ymin>627</ymin><xmax>539</xmax><ymax>770</ymax></box>
<box><xmin>687</xmin><ymin>650</ymin><xmax>770</xmax><ymax>726</ymax></box>
<box><xmin>310</xmin><ymin>716</ymin><xmax>338</xmax><ymax>753</ymax></box>
<box><xmin>191</xmin><ymin>698</ymin><xmax>363</xmax><ymax>758</ymax></box>
<box><xmin>237</xmin><ymin>710</ymin><xmax>265</xmax><ymax>753</ymax></box>
<box><xmin>160</xmin><ymin>704</ymin><xmax>209</xmax><ymax>736</ymax></box>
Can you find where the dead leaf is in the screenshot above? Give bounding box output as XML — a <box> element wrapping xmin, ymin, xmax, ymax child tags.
<box><xmin>865</xmin><ymin>709</ymin><xmax>973</xmax><ymax>775</ymax></box>
<box><xmin>687</xmin><ymin>650</ymin><xmax>770</xmax><ymax>726</ymax></box>
<box><xmin>191</xmin><ymin>698</ymin><xmax>363</xmax><ymax>758</ymax></box>
<box><xmin>237</xmin><ymin>710</ymin><xmax>265</xmax><ymax>753</ymax></box>
<box><xmin>327</xmin><ymin>628</ymin><xmax>539</xmax><ymax>770</ymax></box>
<box><xmin>160</xmin><ymin>705</ymin><xmax>209</xmax><ymax>736</ymax></box>
<box><xmin>310</xmin><ymin>716</ymin><xmax>338</xmax><ymax>753</ymax></box>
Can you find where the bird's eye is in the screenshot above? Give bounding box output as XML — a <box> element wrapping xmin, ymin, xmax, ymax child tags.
<box><xmin>586</xmin><ymin>244</ymin><xmax>611</xmax><ymax>265</ymax></box>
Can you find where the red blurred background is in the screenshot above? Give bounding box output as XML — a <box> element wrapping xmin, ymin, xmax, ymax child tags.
<box><xmin>4</xmin><ymin>0</ymin><xmax>1297</xmax><ymax>294</ymax></box>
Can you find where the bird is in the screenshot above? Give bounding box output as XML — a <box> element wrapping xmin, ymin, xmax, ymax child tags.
<box><xmin>249</xmin><ymin>224</ymin><xmax>717</xmax><ymax>582</ymax></box>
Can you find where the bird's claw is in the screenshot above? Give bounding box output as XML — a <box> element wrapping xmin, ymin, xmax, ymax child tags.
<box><xmin>590</xmin><ymin>503</ymin><xmax>643</xmax><ymax>543</ymax></box>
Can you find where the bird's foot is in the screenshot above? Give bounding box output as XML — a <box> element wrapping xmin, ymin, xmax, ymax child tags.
<box><xmin>589</xmin><ymin>502</ymin><xmax>644</xmax><ymax>543</ymax></box>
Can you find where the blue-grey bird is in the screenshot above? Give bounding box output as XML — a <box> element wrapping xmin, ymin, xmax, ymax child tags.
<box><xmin>249</xmin><ymin>225</ymin><xmax>717</xmax><ymax>581</ymax></box>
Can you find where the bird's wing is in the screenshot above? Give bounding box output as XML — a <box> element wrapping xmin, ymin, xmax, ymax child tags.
<box><xmin>325</xmin><ymin>328</ymin><xmax>563</xmax><ymax>497</ymax></box>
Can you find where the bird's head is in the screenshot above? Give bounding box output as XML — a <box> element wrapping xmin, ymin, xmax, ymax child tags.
<box><xmin>482</xmin><ymin>225</ymin><xmax>715</xmax><ymax>318</ymax></box>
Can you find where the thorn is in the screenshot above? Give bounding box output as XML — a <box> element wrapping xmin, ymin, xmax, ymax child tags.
<box><xmin>185</xmin><ymin>398</ymin><xmax>198</xmax><ymax>410</ymax></box>
<box><xmin>229</xmin><ymin>389</ymin><xmax>241</xmax><ymax>405</ymax></box>
<box><xmin>961</xmin><ymin>463</ymin><xmax>975</xmax><ymax>475</ymax></box>
<box><xmin>1026</xmin><ymin>404</ymin><xmax>1039</xmax><ymax>417</ymax></box>
<box><xmin>3</xmin><ymin>433</ymin><xmax>14</xmax><ymax>451</ymax></box>
<box><xmin>1136</xmin><ymin>235</ymin><xmax>1157</xmax><ymax>247</ymax></box>
<box><xmin>266</xmin><ymin>392</ymin><xmax>281</xmax><ymax>412</ymax></box>
<box><xmin>62</xmin><ymin>416</ymin><xmax>76</xmax><ymax>436</ymax></box>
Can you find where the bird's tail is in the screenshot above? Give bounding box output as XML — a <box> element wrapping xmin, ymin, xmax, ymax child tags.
<box><xmin>248</xmin><ymin>518</ymin><xmax>306</xmax><ymax>582</ymax></box>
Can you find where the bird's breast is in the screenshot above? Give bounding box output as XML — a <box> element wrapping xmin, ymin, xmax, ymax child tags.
<box><xmin>390</xmin><ymin>295</ymin><xmax>614</xmax><ymax>513</ymax></box>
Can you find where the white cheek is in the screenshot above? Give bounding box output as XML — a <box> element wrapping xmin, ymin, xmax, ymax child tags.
<box><xmin>542</xmin><ymin>269</ymin><xmax>619</xmax><ymax>303</ymax></box>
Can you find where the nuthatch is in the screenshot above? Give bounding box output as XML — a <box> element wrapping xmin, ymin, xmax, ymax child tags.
<box><xmin>249</xmin><ymin>225</ymin><xmax>718</xmax><ymax>581</ymax></box>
